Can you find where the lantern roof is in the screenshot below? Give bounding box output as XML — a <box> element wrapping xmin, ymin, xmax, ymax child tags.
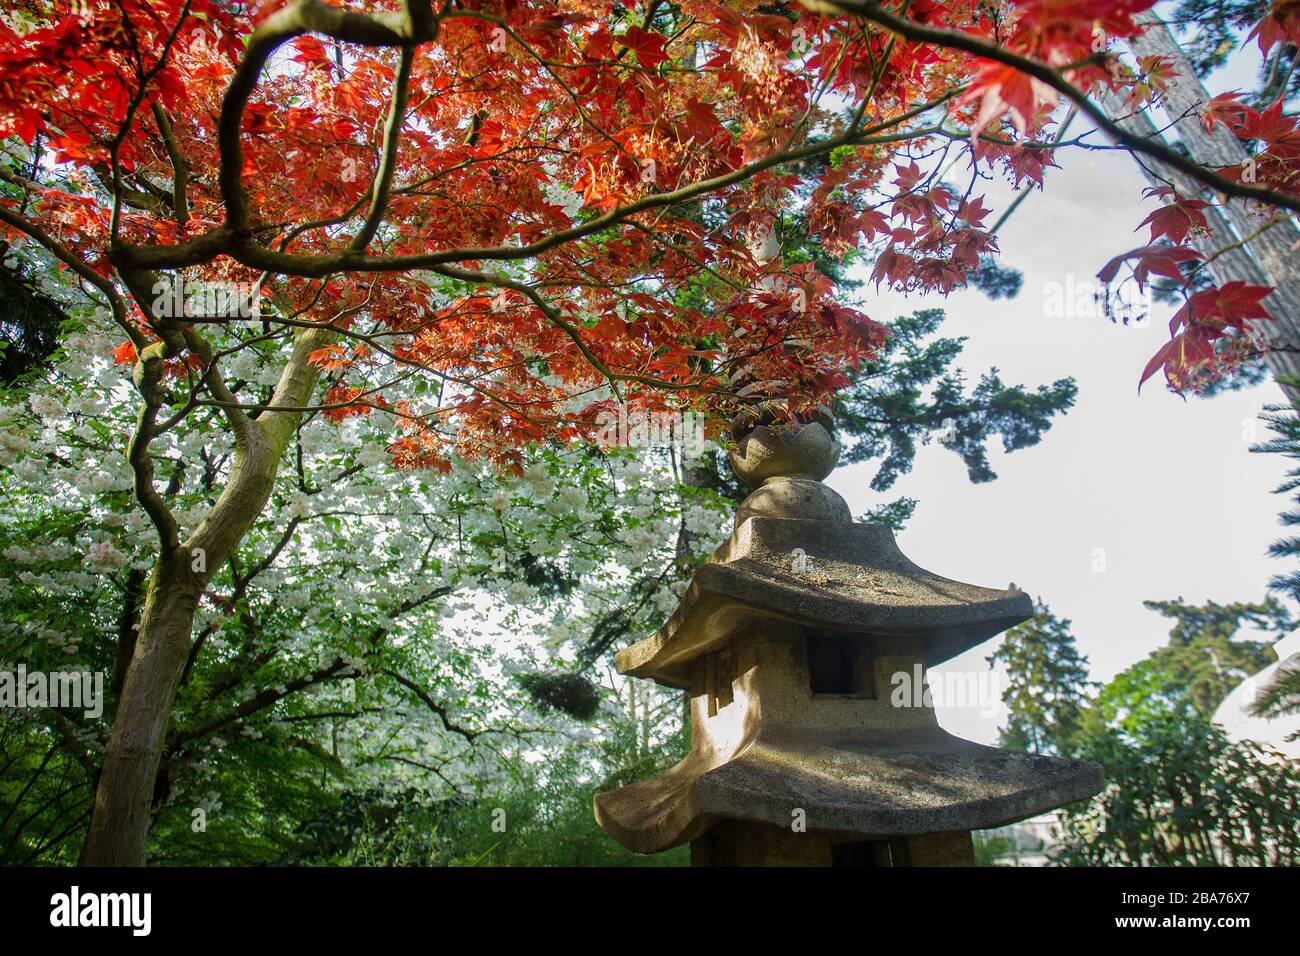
<box><xmin>595</xmin><ymin>728</ymin><xmax>1102</xmax><ymax>854</ymax></box>
<box><xmin>617</xmin><ymin>516</ymin><xmax>1032</xmax><ymax>689</ymax></box>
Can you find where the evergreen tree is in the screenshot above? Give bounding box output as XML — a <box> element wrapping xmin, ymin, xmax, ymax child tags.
<box><xmin>987</xmin><ymin>596</ymin><xmax>1095</xmax><ymax>758</ymax></box>
<box><xmin>1248</xmin><ymin>393</ymin><xmax>1300</xmax><ymax>725</ymax></box>
<box><xmin>1139</xmin><ymin>597</ymin><xmax>1290</xmax><ymax>715</ymax></box>
<box><xmin>0</xmin><ymin>254</ymin><xmax>66</xmax><ymax>385</ymax></box>
<box><xmin>837</xmin><ymin>310</ymin><xmax>1076</xmax><ymax>492</ymax></box>
<box><xmin>1253</xmin><ymin>398</ymin><xmax>1300</xmax><ymax>607</ymax></box>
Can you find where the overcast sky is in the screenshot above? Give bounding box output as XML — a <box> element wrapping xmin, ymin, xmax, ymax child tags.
<box><xmin>827</xmin><ymin>47</ymin><xmax>1291</xmax><ymax>744</ymax></box>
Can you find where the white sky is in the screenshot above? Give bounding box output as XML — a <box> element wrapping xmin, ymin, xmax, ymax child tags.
<box><xmin>827</xmin><ymin>49</ymin><xmax>1290</xmax><ymax>744</ymax></box>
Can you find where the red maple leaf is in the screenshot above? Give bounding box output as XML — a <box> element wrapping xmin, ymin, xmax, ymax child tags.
<box><xmin>963</xmin><ymin>60</ymin><xmax>1057</xmax><ymax>137</ymax></box>
<box><xmin>1098</xmin><ymin>245</ymin><xmax>1203</xmax><ymax>289</ymax></box>
<box><xmin>1249</xmin><ymin>0</ymin><xmax>1300</xmax><ymax>53</ymax></box>
<box><xmin>619</xmin><ymin>26</ymin><xmax>669</xmax><ymax>69</ymax></box>
<box><xmin>1201</xmin><ymin>91</ymin><xmax>1250</xmax><ymax>134</ymax></box>
<box><xmin>1136</xmin><ymin>190</ymin><xmax>1211</xmax><ymax>245</ymax></box>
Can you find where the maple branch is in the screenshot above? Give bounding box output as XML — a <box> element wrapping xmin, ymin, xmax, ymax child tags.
<box><xmin>151</xmin><ymin>102</ymin><xmax>190</xmax><ymax>227</ymax></box>
<box><xmin>218</xmin><ymin>0</ymin><xmax>438</xmax><ymax>234</ymax></box>
<box><xmin>349</xmin><ymin>46</ymin><xmax>415</xmax><ymax>252</ymax></box>
<box><xmin>118</xmin><ymin>115</ymin><xmax>934</xmax><ymax>278</ymax></box>
<box><xmin>0</xmin><ymin>193</ymin><xmax>140</xmax><ymax>349</ymax></box>
<box><xmin>0</xmin><ymin>66</ymin><xmax>218</xmax><ymax>565</ymax></box>
<box><xmin>1193</xmin><ymin>212</ymin><xmax>1288</xmax><ymax>277</ymax></box>
<box><xmin>799</xmin><ymin>0</ymin><xmax>1300</xmax><ymax>216</ymax></box>
<box><xmin>439</xmin><ymin>11</ymin><xmax>639</xmax><ymax>166</ymax></box>
<box><xmin>624</xmin><ymin>219</ymin><xmax>747</xmax><ymax>293</ymax></box>
<box><xmin>178</xmin><ymin>304</ymin><xmax>569</xmax><ymax>430</ymax></box>
<box><xmin>108</xmin><ymin>0</ymin><xmax>194</xmax><ymax>241</ymax></box>
<box><xmin>429</xmin><ymin>263</ymin><xmax>707</xmax><ymax>398</ymax></box>
<box><xmin>196</xmin><ymin>365</ymin><xmax>422</xmax><ymax>414</ymax></box>
<box><xmin>988</xmin><ymin>105</ymin><xmax>1079</xmax><ymax>235</ymax></box>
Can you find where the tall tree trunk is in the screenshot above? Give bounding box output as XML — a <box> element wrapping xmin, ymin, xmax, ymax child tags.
<box><xmin>1106</xmin><ymin>16</ymin><xmax>1300</xmax><ymax>402</ymax></box>
<box><xmin>78</xmin><ymin>562</ymin><xmax>201</xmax><ymax>864</ymax></box>
<box><xmin>79</xmin><ymin>327</ymin><xmax>331</xmax><ymax>865</ymax></box>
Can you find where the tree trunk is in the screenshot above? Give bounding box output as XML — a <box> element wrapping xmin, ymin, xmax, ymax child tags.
<box><xmin>78</xmin><ymin>562</ymin><xmax>200</xmax><ymax>865</ymax></box>
<box><xmin>1106</xmin><ymin>16</ymin><xmax>1300</xmax><ymax>402</ymax></box>
<box><xmin>79</xmin><ymin>326</ymin><xmax>331</xmax><ymax>865</ymax></box>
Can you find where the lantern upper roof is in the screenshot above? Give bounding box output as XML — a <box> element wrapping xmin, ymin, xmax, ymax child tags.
<box><xmin>616</xmin><ymin>516</ymin><xmax>1031</xmax><ymax>688</ymax></box>
<box><xmin>616</xmin><ymin>410</ymin><xmax>1032</xmax><ymax>688</ymax></box>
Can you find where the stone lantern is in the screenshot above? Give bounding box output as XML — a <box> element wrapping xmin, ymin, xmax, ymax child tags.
<box><xmin>594</xmin><ymin>410</ymin><xmax>1102</xmax><ymax>866</ymax></box>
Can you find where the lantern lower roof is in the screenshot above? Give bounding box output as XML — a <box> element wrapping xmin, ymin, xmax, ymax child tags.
<box><xmin>594</xmin><ymin>727</ymin><xmax>1103</xmax><ymax>854</ymax></box>
<box><xmin>616</xmin><ymin>516</ymin><xmax>1033</xmax><ymax>689</ymax></box>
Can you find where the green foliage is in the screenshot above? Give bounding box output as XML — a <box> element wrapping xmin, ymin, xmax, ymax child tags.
<box><xmin>1042</xmin><ymin>594</ymin><xmax>1300</xmax><ymax>866</ymax></box>
<box><xmin>0</xmin><ymin>237</ymin><xmax>1079</xmax><ymax>866</ymax></box>
<box><xmin>147</xmin><ymin>731</ymin><xmax>348</xmax><ymax>866</ymax></box>
<box><xmin>967</xmin><ymin>254</ymin><xmax>1023</xmax><ymax>301</ymax></box>
<box><xmin>0</xmin><ymin>713</ymin><xmax>94</xmax><ymax>865</ymax></box>
<box><xmin>263</xmin><ymin>693</ymin><xmax>688</xmax><ymax>866</ymax></box>
<box><xmin>1253</xmin><ymin>400</ymin><xmax>1300</xmax><ymax>605</ymax></box>
<box><xmin>836</xmin><ymin>309</ymin><xmax>1076</xmax><ymax>491</ymax></box>
<box><xmin>1248</xmin><ymin>398</ymin><xmax>1300</xmax><ymax>723</ymax></box>
<box><xmin>0</xmin><ymin>293</ymin><xmax>739</xmax><ymax>866</ymax></box>
<box><xmin>860</xmin><ymin>496</ymin><xmax>917</xmax><ymax>531</ymax></box>
<box><xmin>440</xmin><ymin>731</ymin><xmax>688</xmax><ymax>867</ymax></box>
<box><xmin>991</xmin><ymin>593</ymin><xmax>1300</xmax><ymax>866</ymax></box>
<box><xmin>1056</xmin><ymin>701</ymin><xmax>1299</xmax><ymax>866</ymax></box>
<box><xmin>987</xmin><ymin>594</ymin><xmax>1094</xmax><ymax>757</ymax></box>
<box><xmin>140</xmin><ymin>667</ymin><xmax>689</xmax><ymax>865</ymax></box>
<box><xmin>1138</xmin><ymin>597</ymin><xmax>1287</xmax><ymax>715</ymax></box>
<box><xmin>1252</xmin><ymin>663</ymin><xmax>1300</xmax><ymax>723</ymax></box>
<box><xmin>640</xmin><ymin>307</ymin><xmax>1076</xmax><ymax>530</ymax></box>
<box><xmin>1142</xmin><ymin>596</ymin><xmax>1292</xmax><ymax>648</ymax></box>
<box><xmin>972</xmin><ymin>830</ymin><xmax>1017</xmax><ymax>866</ymax></box>
<box><xmin>0</xmin><ymin>253</ymin><xmax>67</xmax><ymax>385</ymax></box>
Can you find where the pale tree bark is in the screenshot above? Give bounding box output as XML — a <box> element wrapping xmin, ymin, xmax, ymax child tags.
<box><xmin>79</xmin><ymin>326</ymin><xmax>332</xmax><ymax>865</ymax></box>
<box><xmin>1105</xmin><ymin>15</ymin><xmax>1300</xmax><ymax>402</ymax></box>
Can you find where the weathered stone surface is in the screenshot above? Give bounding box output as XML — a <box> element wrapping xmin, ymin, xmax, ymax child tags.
<box><xmin>593</xmin><ymin>410</ymin><xmax>1104</xmax><ymax>864</ymax></box>
<box><xmin>691</xmin><ymin>820</ymin><xmax>835</xmax><ymax>866</ymax></box>
<box><xmin>615</xmin><ymin>516</ymin><xmax>1033</xmax><ymax>689</ymax></box>
<box><xmin>686</xmin><ymin>822</ymin><xmax>978</xmax><ymax>866</ymax></box>
<box><xmin>734</xmin><ymin>477</ymin><xmax>853</xmax><ymax>527</ymax></box>
<box><xmin>595</xmin><ymin>630</ymin><xmax>1102</xmax><ymax>855</ymax></box>
<box><xmin>597</xmin><ymin>729</ymin><xmax>1102</xmax><ymax>854</ymax></box>
<box><xmin>888</xmin><ymin>830</ymin><xmax>976</xmax><ymax>866</ymax></box>
<box><xmin>729</xmin><ymin>416</ymin><xmax>840</xmax><ymax>486</ymax></box>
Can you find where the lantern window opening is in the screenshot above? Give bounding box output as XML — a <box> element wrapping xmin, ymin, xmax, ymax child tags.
<box><xmin>806</xmin><ymin>631</ymin><xmax>878</xmax><ymax>698</ymax></box>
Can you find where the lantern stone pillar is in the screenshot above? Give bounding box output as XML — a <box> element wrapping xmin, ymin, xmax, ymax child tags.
<box><xmin>594</xmin><ymin>409</ymin><xmax>1103</xmax><ymax>866</ymax></box>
